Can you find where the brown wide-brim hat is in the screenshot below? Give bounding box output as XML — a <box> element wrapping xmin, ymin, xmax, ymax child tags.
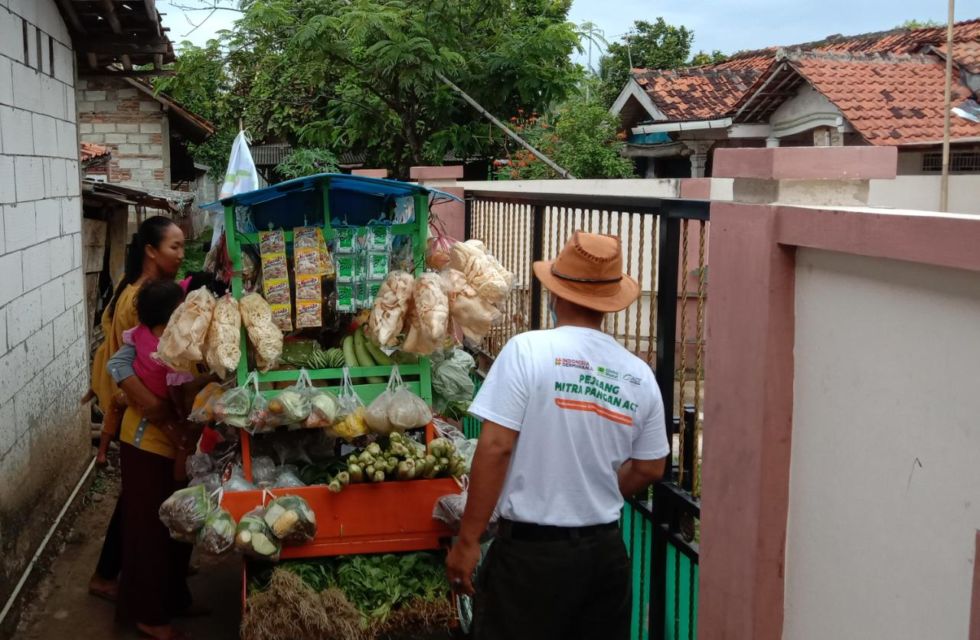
<box><xmin>533</xmin><ymin>231</ymin><xmax>640</xmax><ymax>313</ymax></box>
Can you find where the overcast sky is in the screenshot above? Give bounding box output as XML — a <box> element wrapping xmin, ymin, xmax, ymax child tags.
<box><xmin>161</xmin><ymin>0</ymin><xmax>979</xmax><ymax>63</ymax></box>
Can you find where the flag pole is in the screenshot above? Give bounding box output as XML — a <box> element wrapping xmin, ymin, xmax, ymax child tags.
<box><xmin>940</xmin><ymin>0</ymin><xmax>955</xmax><ymax>212</ymax></box>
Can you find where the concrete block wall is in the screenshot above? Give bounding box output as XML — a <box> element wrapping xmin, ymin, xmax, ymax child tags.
<box><xmin>77</xmin><ymin>77</ymin><xmax>169</xmax><ymax>188</ymax></box>
<box><xmin>0</xmin><ymin>0</ymin><xmax>90</xmax><ymax>607</ymax></box>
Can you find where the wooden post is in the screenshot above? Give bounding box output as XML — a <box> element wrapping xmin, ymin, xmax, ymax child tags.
<box><xmin>940</xmin><ymin>0</ymin><xmax>955</xmax><ymax>212</ymax></box>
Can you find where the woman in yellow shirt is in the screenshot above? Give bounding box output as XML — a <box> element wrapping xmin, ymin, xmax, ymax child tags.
<box><xmin>88</xmin><ymin>216</ymin><xmax>197</xmax><ymax>640</ymax></box>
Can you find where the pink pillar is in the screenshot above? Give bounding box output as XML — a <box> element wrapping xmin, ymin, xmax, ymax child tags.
<box><xmin>410</xmin><ymin>165</ymin><xmax>465</xmax><ymax>241</ymax></box>
<box><xmin>699</xmin><ymin>202</ymin><xmax>796</xmax><ymax>640</ymax></box>
<box><xmin>699</xmin><ymin>146</ymin><xmax>899</xmax><ymax>639</ymax></box>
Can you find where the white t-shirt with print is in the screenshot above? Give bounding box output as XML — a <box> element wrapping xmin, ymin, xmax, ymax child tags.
<box><xmin>468</xmin><ymin>326</ymin><xmax>669</xmax><ymax>527</ymax></box>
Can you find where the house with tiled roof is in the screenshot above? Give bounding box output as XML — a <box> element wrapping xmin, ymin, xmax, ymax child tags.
<box><xmin>612</xmin><ymin>19</ymin><xmax>980</xmax><ymax>179</ymax></box>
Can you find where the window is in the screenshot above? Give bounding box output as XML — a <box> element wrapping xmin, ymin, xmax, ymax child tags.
<box><xmin>48</xmin><ymin>35</ymin><xmax>54</xmax><ymax>77</ymax></box>
<box><xmin>22</xmin><ymin>18</ymin><xmax>29</xmax><ymax>66</ymax></box>
<box><xmin>922</xmin><ymin>152</ymin><xmax>980</xmax><ymax>173</ymax></box>
<box><xmin>36</xmin><ymin>27</ymin><xmax>42</xmax><ymax>73</ymax></box>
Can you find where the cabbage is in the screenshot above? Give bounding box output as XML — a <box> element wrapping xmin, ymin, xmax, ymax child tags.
<box><xmin>432</xmin><ymin>349</ymin><xmax>476</xmax><ymax>414</ymax></box>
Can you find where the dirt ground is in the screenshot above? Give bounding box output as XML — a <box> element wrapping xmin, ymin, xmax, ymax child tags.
<box><xmin>13</xmin><ymin>454</ymin><xmax>242</xmax><ymax>640</ymax></box>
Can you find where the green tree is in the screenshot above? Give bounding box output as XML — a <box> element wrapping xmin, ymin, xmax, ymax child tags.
<box><xmin>166</xmin><ymin>0</ymin><xmax>584</xmax><ymax>178</ymax></box>
<box><xmin>690</xmin><ymin>50</ymin><xmax>728</xmax><ymax>66</ymax></box>
<box><xmin>899</xmin><ymin>19</ymin><xmax>941</xmax><ymax>29</ymax></box>
<box><xmin>275</xmin><ymin>148</ymin><xmax>340</xmax><ymax>179</ymax></box>
<box><xmin>152</xmin><ymin>39</ymin><xmax>237</xmax><ymax>172</ymax></box>
<box><xmin>502</xmin><ymin>84</ymin><xmax>635</xmax><ymax>179</ymax></box>
<box><xmin>598</xmin><ymin>18</ymin><xmax>694</xmax><ymax>106</ymax></box>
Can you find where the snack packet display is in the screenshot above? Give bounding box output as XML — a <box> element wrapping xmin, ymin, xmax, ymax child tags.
<box><xmin>259</xmin><ymin>230</ymin><xmax>292</xmax><ymax>331</ymax></box>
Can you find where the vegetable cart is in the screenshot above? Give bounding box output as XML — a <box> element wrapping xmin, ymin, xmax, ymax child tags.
<box><xmin>215</xmin><ymin>173</ymin><xmax>461</xmax><ymax>560</ymax></box>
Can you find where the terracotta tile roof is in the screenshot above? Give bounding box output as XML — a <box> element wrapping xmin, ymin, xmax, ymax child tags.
<box><xmin>787</xmin><ymin>52</ymin><xmax>980</xmax><ymax>145</ymax></box>
<box><xmin>80</xmin><ymin>142</ymin><xmax>110</xmax><ymax>165</ymax></box>
<box><xmin>627</xmin><ymin>18</ymin><xmax>980</xmax><ymax>124</ymax></box>
<box><xmin>933</xmin><ymin>40</ymin><xmax>980</xmax><ymax>73</ymax></box>
<box><xmin>633</xmin><ymin>67</ymin><xmax>764</xmax><ymax>121</ymax></box>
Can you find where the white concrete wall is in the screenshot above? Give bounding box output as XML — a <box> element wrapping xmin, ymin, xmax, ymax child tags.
<box><xmin>869</xmin><ymin>174</ymin><xmax>980</xmax><ymax>215</ymax></box>
<box><xmin>786</xmin><ymin>248</ymin><xmax>980</xmax><ymax>640</ymax></box>
<box><xmin>0</xmin><ymin>0</ymin><xmax>90</xmax><ymax>599</ymax></box>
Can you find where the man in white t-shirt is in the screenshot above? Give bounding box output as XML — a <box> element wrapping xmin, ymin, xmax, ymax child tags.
<box><xmin>446</xmin><ymin>231</ymin><xmax>669</xmax><ymax>640</ymax></box>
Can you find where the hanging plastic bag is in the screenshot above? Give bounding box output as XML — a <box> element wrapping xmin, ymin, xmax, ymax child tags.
<box><xmin>263</xmin><ymin>494</ymin><xmax>317</xmax><ymax>545</ymax></box>
<box><xmin>185</xmin><ymin>452</ymin><xmax>215</xmax><ymax>480</ymax></box>
<box><xmin>214</xmin><ymin>373</ymin><xmax>256</xmax><ymax>429</ymax></box>
<box><xmin>198</xmin><ymin>490</ymin><xmax>237</xmax><ymax>556</ymax></box>
<box><xmin>263</xmin><ymin>370</ymin><xmax>313</xmax><ymax>428</ymax></box>
<box><xmin>305</xmin><ymin>386</ymin><xmax>339</xmax><ymax>428</ymax></box>
<box><xmin>234</xmin><ymin>506</ymin><xmax>281</xmax><ymax>561</ymax></box>
<box><xmin>364</xmin><ymin>367</ymin><xmax>401</xmax><ymax>435</ymax></box>
<box><xmin>432</xmin><ymin>349</ymin><xmax>476</xmax><ymax>417</ymax></box>
<box><xmin>159</xmin><ymin>485</ymin><xmax>211</xmax><ymax>543</ymax></box>
<box><xmin>388</xmin><ymin>386</ymin><xmax>432</xmax><ymax>431</ymax></box>
<box><xmin>272</xmin><ymin>467</ymin><xmax>306</xmax><ymax>488</ymax></box>
<box><xmin>223</xmin><ymin>465</ymin><xmax>256</xmax><ymax>492</ymax></box>
<box><xmin>330</xmin><ymin>368</ymin><xmax>368</xmax><ymax>442</ymax></box>
<box><xmin>189</xmin><ymin>382</ymin><xmax>228</xmax><ymax>424</ymax></box>
<box><xmin>426</xmin><ymin>218</ymin><xmax>455</xmax><ymax>271</ymax></box>
<box><xmin>189</xmin><ymin>473</ymin><xmax>221</xmax><ymax>494</ymax></box>
<box><xmin>251</xmin><ymin>456</ymin><xmax>278</xmax><ymax>486</ymax></box>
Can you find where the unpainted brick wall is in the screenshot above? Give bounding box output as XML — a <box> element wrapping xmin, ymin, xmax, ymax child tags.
<box><xmin>0</xmin><ymin>0</ymin><xmax>91</xmax><ymax>610</ymax></box>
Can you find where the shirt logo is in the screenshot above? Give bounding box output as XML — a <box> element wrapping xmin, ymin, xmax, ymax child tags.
<box><xmin>596</xmin><ymin>366</ymin><xmax>619</xmax><ymax>381</ymax></box>
<box><xmin>555</xmin><ymin>357</ymin><xmax>591</xmax><ymax>371</ymax></box>
<box><xmin>623</xmin><ymin>373</ymin><xmax>642</xmax><ymax>386</ymax></box>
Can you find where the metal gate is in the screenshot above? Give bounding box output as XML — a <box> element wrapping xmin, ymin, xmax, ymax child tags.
<box><xmin>461</xmin><ymin>190</ymin><xmax>707</xmax><ymax>640</ymax></box>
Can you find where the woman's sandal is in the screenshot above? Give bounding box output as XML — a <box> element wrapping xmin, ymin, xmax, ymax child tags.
<box><xmin>87</xmin><ymin>578</ymin><xmax>117</xmax><ymax>603</ymax></box>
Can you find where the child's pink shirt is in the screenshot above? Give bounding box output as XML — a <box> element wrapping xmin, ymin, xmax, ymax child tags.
<box><xmin>122</xmin><ymin>325</ymin><xmax>194</xmax><ymax>398</ymax></box>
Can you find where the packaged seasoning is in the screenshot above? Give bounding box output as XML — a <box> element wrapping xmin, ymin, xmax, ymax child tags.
<box><xmin>369</xmin><ymin>225</ymin><xmax>391</xmax><ymax>251</ymax></box>
<box><xmin>335</xmin><ymin>254</ymin><xmax>357</xmax><ymax>283</ymax></box>
<box><xmin>368</xmin><ymin>279</ymin><xmax>384</xmax><ymax>301</ymax></box>
<box><xmin>263</xmin><ymin>278</ymin><xmax>291</xmax><ymax>305</ymax></box>
<box><xmin>355</xmin><ymin>279</ymin><xmax>371</xmax><ymax>310</ymax></box>
<box><xmin>296</xmin><ymin>300</ymin><xmax>322</xmax><ymax>328</ymax></box>
<box><xmin>336</xmin><ymin>284</ymin><xmax>355</xmax><ymax>312</ymax></box>
<box><xmin>295</xmin><ymin>248</ymin><xmax>321</xmax><ymax>276</ymax></box>
<box><xmin>293</xmin><ymin>226</ymin><xmax>319</xmax><ymax>250</ymax></box>
<box><xmin>271</xmin><ymin>303</ymin><xmax>293</xmax><ymax>332</ymax></box>
<box><xmin>295</xmin><ymin>274</ymin><xmax>321</xmax><ymax>301</ymax></box>
<box><xmin>259</xmin><ymin>230</ymin><xmax>286</xmax><ymax>254</ymax></box>
<box><xmin>368</xmin><ymin>252</ymin><xmax>390</xmax><ymax>280</ymax></box>
<box><xmin>262</xmin><ymin>253</ymin><xmax>288</xmax><ymax>280</ymax></box>
<box><xmin>335</xmin><ymin>227</ymin><xmax>356</xmax><ymax>254</ymax></box>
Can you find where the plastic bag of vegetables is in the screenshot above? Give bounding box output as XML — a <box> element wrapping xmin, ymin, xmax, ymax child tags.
<box><xmin>159</xmin><ymin>484</ymin><xmax>211</xmax><ymax>543</ymax></box>
<box><xmin>199</xmin><ymin>506</ymin><xmax>237</xmax><ymax>555</ymax></box>
<box><xmin>189</xmin><ymin>382</ymin><xmax>227</xmax><ymax>423</ymax></box>
<box><xmin>388</xmin><ymin>387</ymin><xmax>432</xmax><ymax>430</ymax></box>
<box><xmin>223</xmin><ymin>466</ymin><xmax>256</xmax><ymax>492</ymax></box>
<box><xmin>330</xmin><ymin>368</ymin><xmax>368</xmax><ymax>442</ymax></box>
<box><xmin>235</xmin><ymin>507</ymin><xmax>281</xmax><ymax>561</ymax></box>
<box><xmin>304</xmin><ymin>386</ymin><xmax>339</xmax><ymax>428</ymax></box>
<box><xmin>364</xmin><ymin>368</ymin><xmax>400</xmax><ymax>435</ymax></box>
<box><xmin>263</xmin><ymin>370</ymin><xmax>313</xmax><ymax>428</ymax></box>
<box><xmin>214</xmin><ymin>373</ymin><xmax>256</xmax><ymax>428</ymax></box>
<box><xmin>432</xmin><ymin>349</ymin><xmax>476</xmax><ymax>417</ymax></box>
<box><xmin>263</xmin><ymin>494</ymin><xmax>317</xmax><ymax>544</ymax></box>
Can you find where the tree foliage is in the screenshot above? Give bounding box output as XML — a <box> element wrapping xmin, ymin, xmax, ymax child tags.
<box><xmin>597</xmin><ymin>18</ymin><xmax>695</xmax><ymax>106</ymax></box>
<box><xmin>275</xmin><ymin>148</ymin><xmax>341</xmax><ymax>180</ymax></box>
<box><xmin>161</xmin><ymin>0</ymin><xmax>584</xmax><ymax>178</ymax></box>
<box><xmin>501</xmin><ymin>84</ymin><xmax>635</xmax><ymax>180</ymax></box>
<box><xmin>690</xmin><ymin>50</ymin><xmax>728</xmax><ymax>66</ymax></box>
<box><xmin>899</xmin><ymin>19</ymin><xmax>942</xmax><ymax>29</ymax></box>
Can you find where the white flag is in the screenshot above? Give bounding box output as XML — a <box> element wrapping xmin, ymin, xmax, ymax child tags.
<box><xmin>211</xmin><ymin>130</ymin><xmax>260</xmax><ymax>245</ymax></box>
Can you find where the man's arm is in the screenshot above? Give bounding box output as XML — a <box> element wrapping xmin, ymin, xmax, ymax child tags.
<box><xmin>446</xmin><ymin>421</ymin><xmax>518</xmax><ymax>595</ymax></box>
<box><xmin>618</xmin><ymin>457</ymin><xmax>667</xmax><ymax>499</ymax></box>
